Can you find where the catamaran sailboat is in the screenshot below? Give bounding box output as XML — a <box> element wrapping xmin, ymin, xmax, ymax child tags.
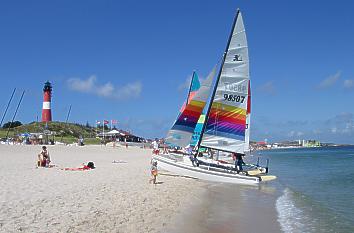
<box><xmin>154</xmin><ymin>9</ymin><xmax>276</xmax><ymax>185</ymax></box>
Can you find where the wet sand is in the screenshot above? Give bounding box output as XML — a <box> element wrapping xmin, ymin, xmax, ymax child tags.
<box><xmin>168</xmin><ymin>183</ymin><xmax>282</xmax><ymax>233</ymax></box>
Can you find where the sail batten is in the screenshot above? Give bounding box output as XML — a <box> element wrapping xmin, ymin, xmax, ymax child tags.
<box><xmin>200</xmin><ymin>10</ymin><xmax>250</xmax><ymax>154</ymax></box>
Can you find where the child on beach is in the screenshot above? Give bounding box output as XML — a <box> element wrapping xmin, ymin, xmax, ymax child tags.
<box><xmin>149</xmin><ymin>160</ymin><xmax>158</xmax><ymax>184</ymax></box>
<box><xmin>163</xmin><ymin>144</ymin><xmax>169</xmax><ymax>154</ymax></box>
<box><xmin>125</xmin><ymin>138</ymin><xmax>128</xmax><ymax>149</ymax></box>
<box><xmin>37</xmin><ymin>146</ymin><xmax>51</xmax><ymax>167</ymax></box>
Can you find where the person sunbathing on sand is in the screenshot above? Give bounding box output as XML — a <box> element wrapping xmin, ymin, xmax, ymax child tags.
<box><xmin>37</xmin><ymin>146</ymin><xmax>51</xmax><ymax>167</ymax></box>
<box><xmin>63</xmin><ymin>162</ymin><xmax>95</xmax><ymax>171</ymax></box>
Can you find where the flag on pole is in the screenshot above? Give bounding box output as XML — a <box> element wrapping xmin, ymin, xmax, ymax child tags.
<box><xmin>111</xmin><ymin>119</ymin><xmax>118</xmax><ymax>124</ymax></box>
<box><xmin>103</xmin><ymin>120</ymin><xmax>109</xmax><ymax>125</ymax></box>
<box><xmin>96</xmin><ymin>120</ymin><xmax>101</xmax><ymax>125</ymax></box>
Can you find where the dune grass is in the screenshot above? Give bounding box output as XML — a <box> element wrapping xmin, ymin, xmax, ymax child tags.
<box><xmin>1</xmin><ymin>122</ymin><xmax>102</xmax><ymax>145</ymax></box>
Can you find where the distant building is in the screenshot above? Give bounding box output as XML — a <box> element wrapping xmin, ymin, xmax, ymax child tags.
<box><xmin>303</xmin><ymin>140</ymin><xmax>321</xmax><ymax>147</ymax></box>
<box><xmin>97</xmin><ymin>129</ymin><xmax>144</xmax><ymax>142</ymax></box>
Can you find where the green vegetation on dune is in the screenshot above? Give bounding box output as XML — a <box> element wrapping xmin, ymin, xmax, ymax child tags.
<box><xmin>59</xmin><ymin>136</ymin><xmax>101</xmax><ymax>145</ymax></box>
<box><xmin>0</xmin><ymin>130</ymin><xmax>7</xmax><ymax>138</ymax></box>
<box><xmin>14</xmin><ymin>121</ymin><xmax>97</xmax><ymax>137</ymax></box>
<box><xmin>0</xmin><ymin>121</ymin><xmax>102</xmax><ymax>144</ymax></box>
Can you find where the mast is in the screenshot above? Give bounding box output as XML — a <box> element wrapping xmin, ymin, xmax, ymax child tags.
<box><xmin>196</xmin><ymin>9</ymin><xmax>241</xmax><ymax>152</ymax></box>
<box><xmin>60</xmin><ymin>105</ymin><xmax>72</xmax><ymax>143</ymax></box>
<box><xmin>245</xmin><ymin>80</ymin><xmax>251</xmax><ymax>152</ymax></box>
<box><xmin>186</xmin><ymin>71</ymin><xmax>196</xmax><ymax>105</ymax></box>
<box><xmin>6</xmin><ymin>90</ymin><xmax>25</xmax><ymax>139</ymax></box>
<box><xmin>0</xmin><ymin>88</ymin><xmax>16</xmax><ymax>127</ymax></box>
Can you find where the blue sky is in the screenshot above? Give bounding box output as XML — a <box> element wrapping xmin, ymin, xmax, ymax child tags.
<box><xmin>0</xmin><ymin>0</ymin><xmax>353</xmax><ymax>144</ymax></box>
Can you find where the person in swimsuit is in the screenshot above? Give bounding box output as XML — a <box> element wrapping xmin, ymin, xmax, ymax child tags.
<box><xmin>149</xmin><ymin>160</ymin><xmax>158</xmax><ymax>184</ymax></box>
<box><xmin>37</xmin><ymin>146</ymin><xmax>50</xmax><ymax>167</ymax></box>
<box><xmin>63</xmin><ymin>162</ymin><xmax>95</xmax><ymax>171</ymax></box>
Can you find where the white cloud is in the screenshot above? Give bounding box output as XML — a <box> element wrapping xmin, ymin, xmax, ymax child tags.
<box><xmin>67</xmin><ymin>75</ymin><xmax>142</xmax><ymax>100</ymax></box>
<box><xmin>96</xmin><ymin>82</ymin><xmax>114</xmax><ymax>97</ymax></box>
<box><xmin>68</xmin><ymin>75</ymin><xmax>96</xmax><ymax>92</ymax></box>
<box><xmin>317</xmin><ymin>71</ymin><xmax>341</xmax><ymax>89</ymax></box>
<box><xmin>258</xmin><ymin>81</ymin><xmax>276</xmax><ymax>95</ymax></box>
<box><xmin>253</xmin><ymin>113</ymin><xmax>354</xmax><ymax>144</ymax></box>
<box><xmin>114</xmin><ymin>82</ymin><xmax>142</xmax><ymax>99</ymax></box>
<box><xmin>343</xmin><ymin>79</ymin><xmax>354</xmax><ymax>89</ymax></box>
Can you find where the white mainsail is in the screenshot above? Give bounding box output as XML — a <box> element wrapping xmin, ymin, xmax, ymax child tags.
<box><xmin>200</xmin><ymin>10</ymin><xmax>250</xmax><ymax>154</ymax></box>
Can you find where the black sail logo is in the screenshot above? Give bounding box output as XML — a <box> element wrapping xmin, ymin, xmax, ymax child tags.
<box><xmin>233</xmin><ymin>54</ymin><xmax>242</xmax><ymax>61</ymax></box>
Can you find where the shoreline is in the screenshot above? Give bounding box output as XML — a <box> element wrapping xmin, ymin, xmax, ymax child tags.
<box><xmin>256</xmin><ymin>144</ymin><xmax>354</xmax><ymax>152</ymax></box>
<box><xmin>169</xmin><ymin>183</ymin><xmax>282</xmax><ymax>233</ymax></box>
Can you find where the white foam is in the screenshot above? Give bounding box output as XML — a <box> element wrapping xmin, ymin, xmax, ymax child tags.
<box><xmin>276</xmin><ymin>188</ymin><xmax>311</xmax><ymax>233</ymax></box>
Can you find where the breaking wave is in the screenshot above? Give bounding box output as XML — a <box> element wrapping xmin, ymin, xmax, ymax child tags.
<box><xmin>276</xmin><ymin>188</ymin><xmax>312</xmax><ymax>233</ymax></box>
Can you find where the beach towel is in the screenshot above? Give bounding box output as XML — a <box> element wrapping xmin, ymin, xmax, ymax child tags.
<box><xmin>112</xmin><ymin>160</ymin><xmax>127</xmax><ymax>164</ymax></box>
<box><xmin>63</xmin><ymin>165</ymin><xmax>91</xmax><ymax>171</ymax></box>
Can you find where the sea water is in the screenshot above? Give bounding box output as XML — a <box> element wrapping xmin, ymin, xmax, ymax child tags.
<box><xmin>172</xmin><ymin>146</ymin><xmax>354</xmax><ymax>233</ymax></box>
<box><xmin>258</xmin><ymin>146</ymin><xmax>354</xmax><ymax>233</ymax></box>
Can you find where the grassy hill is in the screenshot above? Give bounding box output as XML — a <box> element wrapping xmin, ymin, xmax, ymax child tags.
<box><xmin>0</xmin><ymin>121</ymin><xmax>101</xmax><ymax>144</ymax></box>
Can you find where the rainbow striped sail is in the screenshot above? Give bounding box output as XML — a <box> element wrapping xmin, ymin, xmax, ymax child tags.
<box><xmin>190</xmin><ymin>114</ymin><xmax>205</xmax><ymax>147</ymax></box>
<box><xmin>200</xmin><ymin>10</ymin><xmax>250</xmax><ymax>154</ymax></box>
<box><xmin>179</xmin><ymin>72</ymin><xmax>201</xmax><ymax>113</ymax></box>
<box><xmin>166</xmin><ymin>67</ymin><xmax>216</xmax><ymax>148</ymax></box>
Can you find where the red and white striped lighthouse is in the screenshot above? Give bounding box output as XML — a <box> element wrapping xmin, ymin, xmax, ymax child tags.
<box><xmin>42</xmin><ymin>81</ymin><xmax>52</xmax><ymax>122</ymax></box>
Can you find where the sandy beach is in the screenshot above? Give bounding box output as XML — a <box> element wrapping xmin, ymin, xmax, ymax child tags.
<box><xmin>0</xmin><ymin>144</ymin><xmax>282</xmax><ymax>233</ymax></box>
<box><xmin>0</xmin><ymin>144</ymin><xmax>206</xmax><ymax>233</ymax></box>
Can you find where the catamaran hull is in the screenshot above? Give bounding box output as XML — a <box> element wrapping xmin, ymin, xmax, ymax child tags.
<box><xmin>153</xmin><ymin>155</ymin><xmax>260</xmax><ymax>185</ymax></box>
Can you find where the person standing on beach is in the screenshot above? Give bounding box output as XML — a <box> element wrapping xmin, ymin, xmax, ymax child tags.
<box><xmin>233</xmin><ymin>152</ymin><xmax>245</xmax><ymax>173</ymax></box>
<box><xmin>163</xmin><ymin>144</ymin><xmax>169</xmax><ymax>154</ymax></box>
<box><xmin>186</xmin><ymin>145</ymin><xmax>197</xmax><ymax>166</ymax></box>
<box><xmin>149</xmin><ymin>160</ymin><xmax>158</xmax><ymax>184</ymax></box>
<box><xmin>152</xmin><ymin>139</ymin><xmax>159</xmax><ymax>155</ymax></box>
<box><xmin>124</xmin><ymin>137</ymin><xmax>128</xmax><ymax>149</ymax></box>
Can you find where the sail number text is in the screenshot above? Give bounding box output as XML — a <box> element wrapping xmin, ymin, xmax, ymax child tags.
<box><xmin>223</xmin><ymin>94</ymin><xmax>245</xmax><ymax>103</ymax></box>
